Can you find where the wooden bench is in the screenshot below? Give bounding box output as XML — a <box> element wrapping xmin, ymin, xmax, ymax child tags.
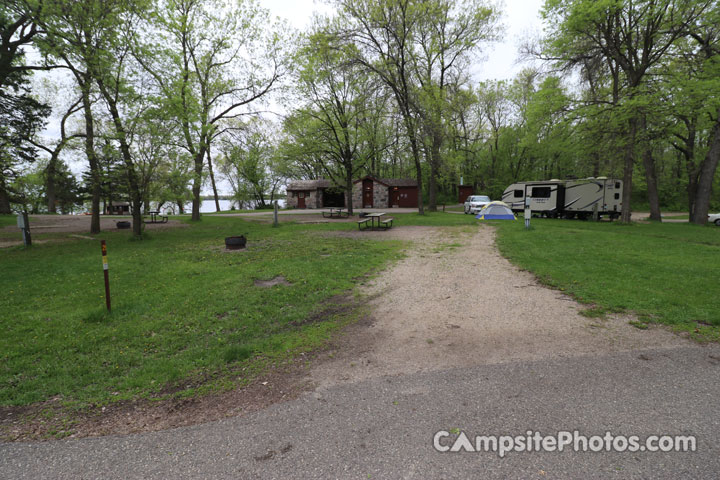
<box><xmin>357</xmin><ymin>218</ymin><xmax>370</xmax><ymax>230</ymax></box>
<box><xmin>380</xmin><ymin>217</ymin><xmax>394</xmax><ymax>229</ymax></box>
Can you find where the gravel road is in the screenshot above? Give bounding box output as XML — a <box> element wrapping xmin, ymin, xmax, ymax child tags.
<box><xmin>313</xmin><ymin>226</ymin><xmax>689</xmax><ymax>387</ymax></box>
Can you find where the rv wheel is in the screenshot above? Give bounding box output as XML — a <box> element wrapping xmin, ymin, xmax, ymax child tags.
<box><xmin>715</xmin><ymin>219</ymin><xmax>720</xmax><ymax>226</ymax></box>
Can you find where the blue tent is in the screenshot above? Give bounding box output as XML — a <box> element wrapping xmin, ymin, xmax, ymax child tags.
<box><xmin>475</xmin><ymin>201</ymin><xmax>516</xmax><ymax>220</ymax></box>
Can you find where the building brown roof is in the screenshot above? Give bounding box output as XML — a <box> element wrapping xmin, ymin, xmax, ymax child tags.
<box><xmin>354</xmin><ymin>175</ymin><xmax>418</xmax><ymax>187</ymax></box>
<box><xmin>381</xmin><ymin>178</ymin><xmax>417</xmax><ymax>187</ymax></box>
<box><xmin>286</xmin><ymin>179</ymin><xmax>333</xmax><ymax>190</ymax></box>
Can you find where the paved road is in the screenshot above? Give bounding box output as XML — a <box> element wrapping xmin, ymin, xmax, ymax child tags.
<box><xmin>2</xmin><ymin>345</ymin><xmax>719</xmax><ymax>479</ymax></box>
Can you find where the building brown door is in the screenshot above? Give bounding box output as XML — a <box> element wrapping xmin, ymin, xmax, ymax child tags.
<box><xmin>458</xmin><ymin>185</ymin><xmax>474</xmax><ymax>204</ymax></box>
<box><xmin>398</xmin><ymin>187</ymin><xmax>418</xmax><ymax>207</ymax></box>
<box><xmin>390</xmin><ymin>188</ymin><xmax>400</xmax><ymax>207</ymax></box>
<box><xmin>297</xmin><ymin>192</ymin><xmax>306</xmax><ymax>209</ymax></box>
<box><xmin>363</xmin><ymin>179</ymin><xmax>373</xmax><ymax>207</ymax></box>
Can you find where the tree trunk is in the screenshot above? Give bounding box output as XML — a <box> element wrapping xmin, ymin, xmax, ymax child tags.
<box><xmin>177</xmin><ymin>200</ymin><xmax>185</xmax><ymax>214</ymax></box>
<box><xmin>401</xmin><ymin>112</ymin><xmax>424</xmax><ymax>215</ymax></box>
<box><xmin>639</xmin><ymin>116</ymin><xmax>661</xmax><ymax>221</ymax></box>
<box><xmin>80</xmin><ymin>81</ymin><xmax>101</xmax><ymax>234</ymax></box>
<box><xmin>427</xmin><ymin>165</ymin><xmax>437</xmax><ymax>212</ymax></box>
<box><xmin>96</xmin><ymin>79</ymin><xmax>145</xmax><ymax>237</ymax></box>
<box><xmin>206</xmin><ymin>145</ymin><xmax>221</xmax><ymax>212</ymax></box>
<box><xmin>620</xmin><ymin>117</ymin><xmax>637</xmax><ymax>223</ymax></box>
<box><xmin>691</xmin><ymin>108</ymin><xmax>720</xmax><ymax>225</ymax></box>
<box><xmin>46</xmin><ymin>155</ymin><xmax>58</xmax><ymax>213</ymax></box>
<box><xmin>642</xmin><ymin>148</ymin><xmax>662</xmax><ymax>222</ymax></box>
<box><xmin>191</xmin><ymin>147</ymin><xmax>205</xmax><ymax>221</ymax></box>
<box><xmin>687</xmin><ymin>176</ymin><xmax>697</xmax><ymax>220</ymax></box>
<box><xmin>592</xmin><ymin>152</ymin><xmax>600</xmax><ymax>178</ymax></box>
<box><xmin>427</xmin><ymin>130</ymin><xmax>442</xmax><ymax>212</ymax></box>
<box><xmin>345</xmin><ymin>168</ymin><xmax>354</xmax><ymax>215</ymax></box>
<box><xmin>0</xmin><ymin>177</ymin><xmax>11</xmax><ymax>214</ymax></box>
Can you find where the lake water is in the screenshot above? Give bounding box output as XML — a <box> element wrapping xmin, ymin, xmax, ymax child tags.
<box><xmin>180</xmin><ymin>199</ymin><xmax>286</xmax><ymax>213</ymax></box>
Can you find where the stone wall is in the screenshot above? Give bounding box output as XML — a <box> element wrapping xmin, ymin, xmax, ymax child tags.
<box><xmin>352</xmin><ymin>180</ymin><xmax>388</xmax><ymax>208</ymax></box>
<box><xmin>286</xmin><ymin>189</ymin><xmax>322</xmax><ymax>209</ymax></box>
<box><xmin>286</xmin><ymin>191</ymin><xmax>298</xmax><ymax>209</ymax></box>
<box><xmin>308</xmin><ymin>189</ymin><xmax>322</xmax><ymax>209</ymax></box>
<box><xmin>373</xmin><ymin>182</ymin><xmax>388</xmax><ymax>208</ymax></box>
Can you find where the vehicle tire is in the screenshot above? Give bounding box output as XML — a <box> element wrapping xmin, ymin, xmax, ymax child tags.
<box><xmin>715</xmin><ymin>219</ymin><xmax>720</xmax><ymax>226</ymax></box>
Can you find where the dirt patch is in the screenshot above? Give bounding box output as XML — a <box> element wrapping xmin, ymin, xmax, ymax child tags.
<box><xmin>254</xmin><ymin>276</ymin><xmax>292</xmax><ymax>287</ymax></box>
<box><xmin>310</xmin><ymin>225</ymin><xmax>692</xmax><ymax>388</ymax></box>
<box><xmin>0</xmin><ymin>294</ymin><xmax>357</xmax><ymax>442</ymax></box>
<box><xmin>290</xmin><ymin>294</ymin><xmax>358</xmax><ymax>327</ymax></box>
<box><xmin>0</xmin><ymin>358</ymin><xmax>315</xmax><ymax>442</ymax></box>
<box><xmin>326</xmin><ymin>225</ymin><xmax>442</xmax><ymax>241</ymax></box>
<box><xmin>0</xmin><ymin>214</ymin><xmax>187</xmax><ymax>236</ymax></box>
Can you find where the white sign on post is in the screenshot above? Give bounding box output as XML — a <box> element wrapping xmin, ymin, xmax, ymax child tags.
<box><xmin>524</xmin><ymin>197</ymin><xmax>531</xmax><ymax>230</ymax></box>
<box><xmin>17</xmin><ymin>213</ymin><xmax>25</xmax><ymax>229</ymax></box>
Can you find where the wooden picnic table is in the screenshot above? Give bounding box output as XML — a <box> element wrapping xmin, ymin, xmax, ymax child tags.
<box><xmin>145</xmin><ymin>210</ymin><xmax>168</xmax><ymax>224</ymax></box>
<box><xmin>322</xmin><ymin>207</ymin><xmax>349</xmax><ymax>218</ymax></box>
<box><xmin>357</xmin><ymin>212</ymin><xmax>394</xmax><ymax>230</ymax></box>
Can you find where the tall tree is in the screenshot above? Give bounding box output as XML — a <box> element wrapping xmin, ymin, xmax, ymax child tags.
<box><xmin>28</xmin><ymin>91</ymin><xmax>84</xmax><ymax>213</ymax></box>
<box><xmin>682</xmin><ymin>4</ymin><xmax>720</xmax><ymax>225</ymax></box>
<box><xmin>0</xmin><ymin>2</ymin><xmax>50</xmax><ymax>213</ymax></box>
<box><xmin>289</xmin><ymin>24</ymin><xmax>380</xmax><ymax>214</ymax></box>
<box><xmin>542</xmin><ymin>0</ymin><xmax>711</xmax><ymax>222</ymax></box>
<box><xmin>137</xmin><ymin>0</ymin><xmax>288</xmax><ymax>221</ymax></box>
<box><xmin>218</xmin><ymin>120</ymin><xmax>283</xmax><ymax>209</ymax></box>
<box><xmin>335</xmin><ymin>0</ymin><xmax>428</xmax><ymax>214</ymax></box>
<box><xmin>411</xmin><ymin>0</ymin><xmax>499</xmax><ymax>210</ymax></box>
<box><xmin>0</xmin><ymin>75</ymin><xmax>49</xmax><ymax>213</ymax></box>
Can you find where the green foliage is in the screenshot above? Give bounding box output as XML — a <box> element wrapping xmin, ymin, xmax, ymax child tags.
<box><xmin>217</xmin><ymin>119</ymin><xmax>284</xmax><ymax>209</ymax></box>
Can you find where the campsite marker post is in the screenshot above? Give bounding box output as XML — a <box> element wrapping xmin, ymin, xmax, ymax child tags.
<box><xmin>17</xmin><ymin>212</ymin><xmax>31</xmax><ymax>246</ymax></box>
<box><xmin>100</xmin><ymin>240</ymin><xmax>111</xmax><ymax>311</ymax></box>
<box><xmin>273</xmin><ymin>200</ymin><xmax>279</xmax><ymax>227</ymax></box>
<box><xmin>524</xmin><ymin>197</ymin><xmax>531</xmax><ymax>230</ymax></box>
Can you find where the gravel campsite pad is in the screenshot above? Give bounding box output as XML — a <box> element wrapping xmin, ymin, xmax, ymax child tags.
<box><xmin>312</xmin><ymin>225</ymin><xmax>690</xmax><ymax>387</ymax></box>
<box><xmin>0</xmin><ymin>215</ymin><xmax>186</xmax><ymax>247</ymax></box>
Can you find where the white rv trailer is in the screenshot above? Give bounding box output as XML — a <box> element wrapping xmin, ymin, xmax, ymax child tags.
<box><xmin>502</xmin><ymin>177</ymin><xmax>623</xmax><ymax>219</ymax></box>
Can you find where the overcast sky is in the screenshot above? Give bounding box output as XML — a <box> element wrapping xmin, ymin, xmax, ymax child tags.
<box><xmin>262</xmin><ymin>0</ymin><xmax>545</xmax><ymax>81</ymax></box>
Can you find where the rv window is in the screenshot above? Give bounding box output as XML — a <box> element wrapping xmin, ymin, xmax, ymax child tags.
<box><xmin>615</xmin><ymin>182</ymin><xmax>621</xmax><ymax>189</ymax></box>
<box><xmin>514</xmin><ymin>189</ymin><xmax>523</xmax><ymax>198</ymax></box>
<box><xmin>614</xmin><ymin>193</ymin><xmax>620</xmax><ymax>200</ymax></box>
<box><xmin>531</xmin><ymin>187</ymin><xmax>551</xmax><ymax>198</ymax></box>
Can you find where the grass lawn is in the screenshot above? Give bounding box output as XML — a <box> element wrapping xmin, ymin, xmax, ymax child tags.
<box><xmin>0</xmin><ymin>216</ymin><xmax>406</xmax><ymax>409</ymax></box>
<box><xmin>0</xmin><ymin>214</ymin><xmax>18</xmax><ymax>228</ymax></box>
<box><xmin>494</xmin><ymin>218</ymin><xmax>720</xmax><ymax>340</ymax></box>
